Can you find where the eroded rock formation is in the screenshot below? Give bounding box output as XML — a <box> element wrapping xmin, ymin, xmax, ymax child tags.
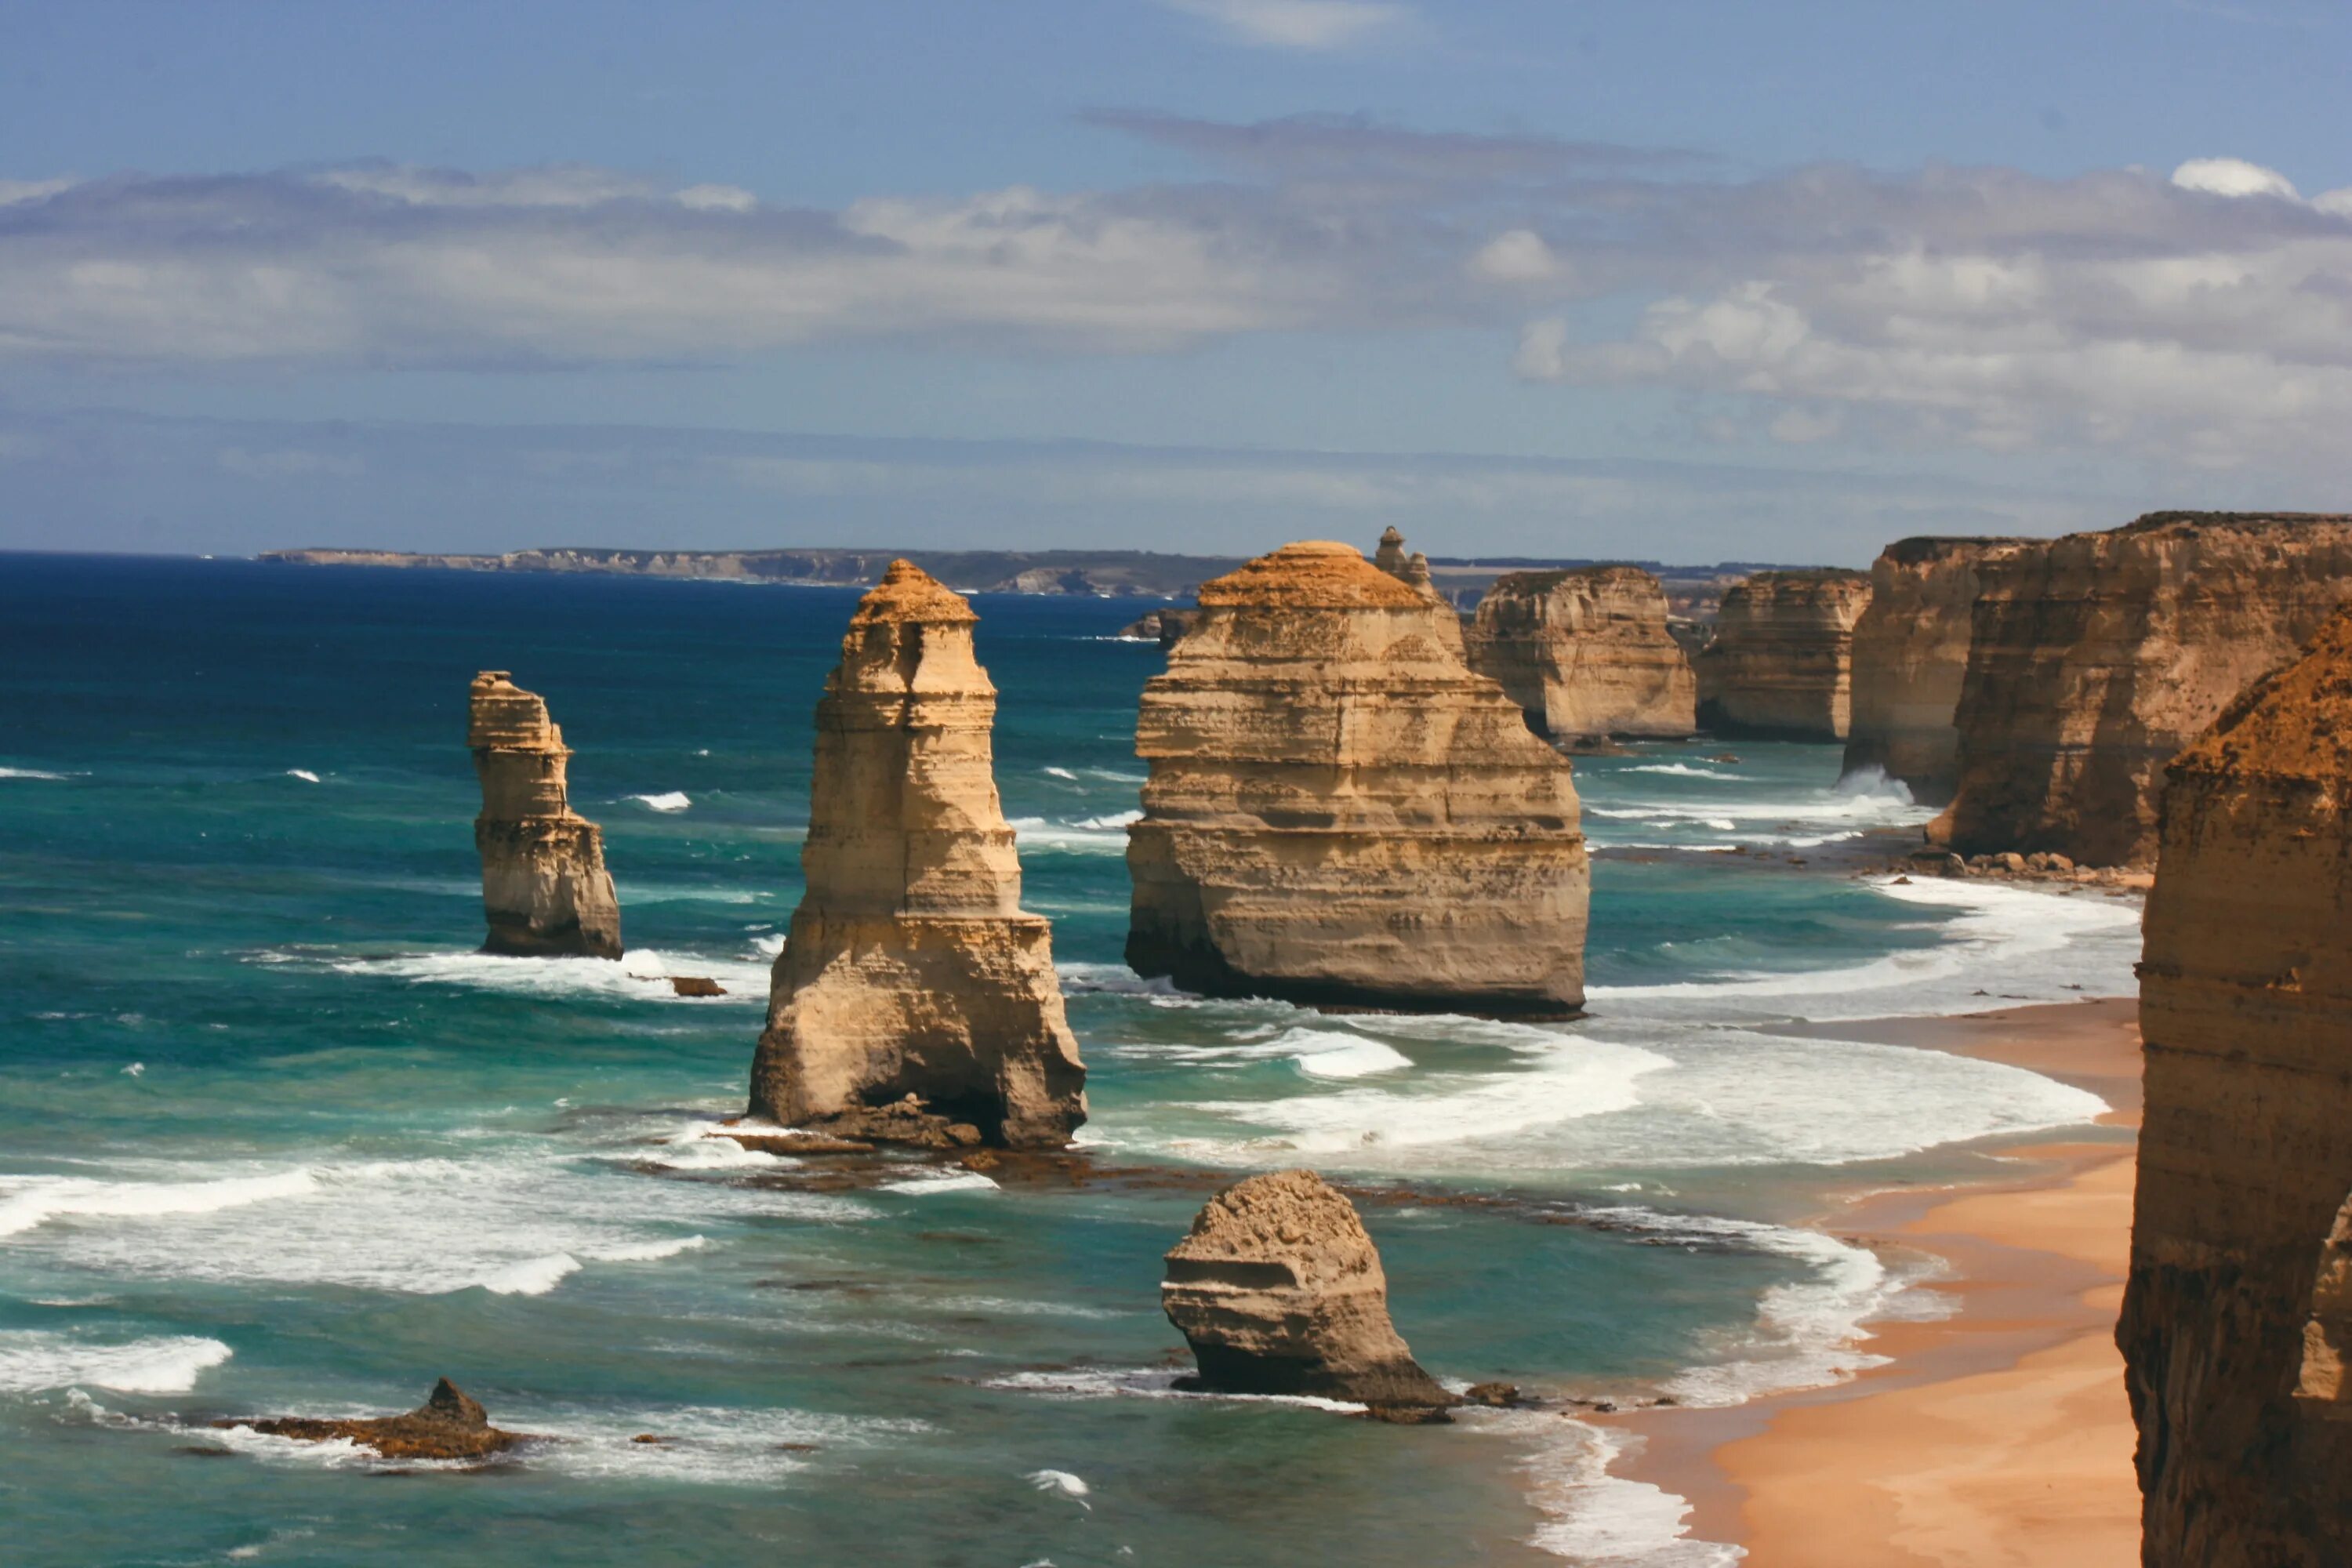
<box><xmin>218</xmin><ymin>1377</ymin><xmax>524</xmax><ymax>1461</ymax></box>
<box><xmin>1465</xmin><ymin>566</ymin><xmax>1697</xmax><ymax>740</ymax></box>
<box><xmin>749</xmin><ymin>561</ymin><xmax>1086</xmax><ymax>1149</ymax></box>
<box><xmin>2122</xmin><ymin>601</ymin><xmax>2352</xmax><ymax>1566</ymax></box>
<box><xmin>468</xmin><ymin>672</ymin><xmax>622</xmax><ymax>959</ymax></box>
<box><xmin>1842</xmin><ymin>537</ymin><xmax>2021</xmax><ymax>804</ymax></box>
<box><xmin>1693</xmin><ymin>570</ymin><xmax>1872</xmax><ymax>740</ymax></box>
<box><xmin>1163</xmin><ymin>1169</ymin><xmax>1451</xmax><ymax>1410</ymax></box>
<box><xmin>1945</xmin><ymin>512</ymin><xmax>2352</xmax><ymax>865</ymax></box>
<box><xmin>1125</xmin><ymin>540</ymin><xmax>1588</xmax><ymax>1014</ymax></box>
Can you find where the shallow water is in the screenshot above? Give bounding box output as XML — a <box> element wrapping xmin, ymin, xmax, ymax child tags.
<box><xmin>0</xmin><ymin>556</ymin><xmax>2140</xmax><ymax>1566</ymax></box>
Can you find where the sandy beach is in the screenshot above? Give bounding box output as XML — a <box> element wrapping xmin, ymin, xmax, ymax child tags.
<box><xmin>1611</xmin><ymin>996</ymin><xmax>2147</xmax><ymax>1566</ymax></box>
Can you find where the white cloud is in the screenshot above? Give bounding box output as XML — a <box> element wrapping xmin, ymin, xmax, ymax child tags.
<box><xmin>2171</xmin><ymin>156</ymin><xmax>2300</xmax><ymax>199</ymax></box>
<box><xmin>0</xmin><ymin>179</ymin><xmax>71</xmax><ymax>208</ymax></box>
<box><xmin>1157</xmin><ymin>0</ymin><xmax>1408</xmax><ymax>50</ymax></box>
<box><xmin>1468</xmin><ymin>229</ymin><xmax>1566</xmax><ymax>284</ymax></box>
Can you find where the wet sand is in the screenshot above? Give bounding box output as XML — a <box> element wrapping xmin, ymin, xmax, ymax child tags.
<box><xmin>1609</xmin><ymin>997</ymin><xmax>2145</xmax><ymax>1566</ymax></box>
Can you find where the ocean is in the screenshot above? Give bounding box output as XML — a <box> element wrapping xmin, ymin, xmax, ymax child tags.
<box><xmin>0</xmin><ymin>554</ymin><xmax>2142</xmax><ymax>1566</ymax></box>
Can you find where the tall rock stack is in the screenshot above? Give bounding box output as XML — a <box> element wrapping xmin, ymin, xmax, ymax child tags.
<box><xmin>749</xmin><ymin>561</ymin><xmax>1086</xmax><ymax>1149</ymax></box>
<box><xmin>1465</xmin><ymin>566</ymin><xmax>1697</xmax><ymax>740</ymax></box>
<box><xmin>1693</xmin><ymin>570</ymin><xmax>1872</xmax><ymax>740</ymax></box>
<box><xmin>2121</xmin><ymin>603</ymin><xmax>2352</xmax><ymax>1566</ymax></box>
<box><xmin>467</xmin><ymin>672</ymin><xmax>623</xmax><ymax>960</ymax></box>
<box><xmin>1841</xmin><ymin>537</ymin><xmax>2023</xmax><ymax>803</ymax></box>
<box><xmin>1944</xmin><ymin>511</ymin><xmax>2352</xmax><ymax>865</ymax></box>
<box><xmin>1125</xmin><ymin>540</ymin><xmax>1588</xmax><ymax>1014</ymax></box>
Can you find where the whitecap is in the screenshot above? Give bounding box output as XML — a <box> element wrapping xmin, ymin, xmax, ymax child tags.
<box><xmin>0</xmin><ymin>766</ymin><xmax>72</xmax><ymax>780</ymax></box>
<box><xmin>1043</xmin><ymin>766</ymin><xmax>1079</xmax><ymax>780</ymax></box>
<box><xmin>0</xmin><ymin>1330</ymin><xmax>233</xmax><ymax>1394</ymax></box>
<box><xmin>630</xmin><ymin>791</ymin><xmax>691</xmax><ymax>812</ymax></box>
<box><xmin>285</xmin><ymin>769</ymin><xmax>321</xmax><ymax>783</ymax></box>
<box><xmin>1620</xmin><ymin>764</ymin><xmax>1746</xmax><ymax>779</ymax></box>
<box><xmin>477</xmin><ymin>1252</ymin><xmax>582</xmax><ymax>1295</ymax></box>
<box><xmin>1006</xmin><ymin>816</ymin><xmax>1131</xmax><ymax>855</ymax></box>
<box><xmin>1515</xmin><ymin>1414</ymin><xmax>1740</xmax><ymax>1566</ymax></box>
<box><xmin>877</xmin><ymin>1171</ymin><xmax>1001</xmax><ymax>1196</ymax></box>
<box><xmin>0</xmin><ymin>1170</ymin><xmax>320</xmax><ymax>1240</ymax></box>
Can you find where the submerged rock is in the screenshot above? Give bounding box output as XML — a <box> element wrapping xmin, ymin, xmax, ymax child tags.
<box><xmin>467</xmin><ymin>672</ymin><xmax>622</xmax><ymax>959</ymax></box>
<box><xmin>218</xmin><ymin>1377</ymin><xmax>524</xmax><ymax>1461</ymax></box>
<box><xmin>1125</xmin><ymin>540</ymin><xmax>1588</xmax><ymax>1015</ymax></box>
<box><xmin>1162</xmin><ymin>1169</ymin><xmax>1452</xmax><ymax>1411</ymax></box>
<box><xmin>1465</xmin><ymin>566</ymin><xmax>1697</xmax><ymax>740</ymax></box>
<box><xmin>748</xmin><ymin>561</ymin><xmax>1087</xmax><ymax>1149</ymax></box>
<box><xmin>1841</xmin><ymin>536</ymin><xmax>2023</xmax><ymax>805</ymax></box>
<box><xmin>2122</xmin><ymin>601</ymin><xmax>2352</xmax><ymax>1565</ymax></box>
<box><xmin>1693</xmin><ymin>570</ymin><xmax>1873</xmax><ymax>740</ymax></box>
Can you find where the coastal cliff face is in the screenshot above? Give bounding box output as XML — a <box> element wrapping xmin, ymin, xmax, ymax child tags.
<box><xmin>2122</xmin><ymin>602</ymin><xmax>2352</xmax><ymax>1566</ymax></box>
<box><xmin>1465</xmin><ymin>566</ymin><xmax>1697</xmax><ymax>739</ymax></box>
<box><xmin>1946</xmin><ymin>512</ymin><xmax>2352</xmax><ymax>866</ymax></box>
<box><xmin>1842</xmin><ymin>537</ymin><xmax>2020</xmax><ymax>804</ymax></box>
<box><xmin>1693</xmin><ymin>571</ymin><xmax>1872</xmax><ymax>740</ymax></box>
<box><xmin>1163</xmin><ymin>1169</ymin><xmax>1451</xmax><ymax>1410</ymax></box>
<box><xmin>749</xmin><ymin>561</ymin><xmax>1086</xmax><ymax>1149</ymax></box>
<box><xmin>1125</xmin><ymin>540</ymin><xmax>1588</xmax><ymax>1014</ymax></box>
<box><xmin>468</xmin><ymin>672</ymin><xmax>622</xmax><ymax>960</ymax></box>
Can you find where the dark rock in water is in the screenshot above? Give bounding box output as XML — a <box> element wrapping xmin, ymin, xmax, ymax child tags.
<box><xmin>1461</xmin><ymin>1381</ymin><xmax>1523</xmax><ymax>1408</ymax></box>
<box><xmin>1119</xmin><ymin>607</ymin><xmax>1200</xmax><ymax>648</ymax></box>
<box><xmin>668</xmin><ymin>975</ymin><xmax>725</xmax><ymax>997</ymax></box>
<box><xmin>216</xmin><ymin>1377</ymin><xmax>525</xmax><ymax>1461</ymax></box>
<box><xmin>1161</xmin><ymin>1169</ymin><xmax>1453</xmax><ymax>1410</ymax></box>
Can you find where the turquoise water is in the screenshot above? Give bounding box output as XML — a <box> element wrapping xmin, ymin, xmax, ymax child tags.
<box><xmin>0</xmin><ymin>556</ymin><xmax>2142</xmax><ymax>1566</ymax></box>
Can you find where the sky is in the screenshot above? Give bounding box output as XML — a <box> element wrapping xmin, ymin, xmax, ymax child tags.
<box><xmin>4</xmin><ymin>0</ymin><xmax>2350</xmax><ymax>564</ymax></box>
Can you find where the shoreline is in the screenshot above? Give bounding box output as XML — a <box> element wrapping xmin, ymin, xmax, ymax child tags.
<box><xmin>1604</xmin><ymin>996</ymin><xmax>2143</xmax><ymax>1566</ymax></box>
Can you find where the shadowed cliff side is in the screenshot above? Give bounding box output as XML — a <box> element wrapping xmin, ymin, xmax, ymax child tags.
<box><xmin>1842</xmin><ymin>536</ymin><xmax>2022</xmax><ymax>804</ymax></box>
<box><xmin>468</xmin><ymin>672</ymin><xmax>622</xmax><ymax>960</ymax></box>
<box><xmin>2122</xmin><ymin>601</ymin><xmax>2352</xmax><ymax>1566</ymax></box>
<box><xmin>1125</xmin><ymin>540</ymin><xmax>1588</xmax><ymax>1015</ymax></box>
<box><xmin>1465</xmin><ymin>564</ymin><xmax>1697</xmax><ymax>741</ymax></box>
<box><xmin>1693</xmin><ymin>570</ymin><xmax>1871</xmax><ymax>741</ymax></box>
<box><xmin>749</xmin><ymin>561</ymin><xmax>1086</xmax><ymax>1149</ymax></box>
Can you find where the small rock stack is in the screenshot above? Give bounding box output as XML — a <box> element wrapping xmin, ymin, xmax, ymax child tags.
<box><xmin>467</xmin><ymin>672</ymin><xmax>623</xmax><ymax>960</ymax></box>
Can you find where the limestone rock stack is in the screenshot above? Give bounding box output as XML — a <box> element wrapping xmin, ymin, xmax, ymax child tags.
<box><xmin>749</xmin><ymin>561</ymin><xmax>1086</xmax><ymax>1149</ymax></box>
<box><xmin>2122</xmin><ymin>602</ymin><xmax>2352</xmax><ymax>1566</ymax></box>
<box><xmin>467</xmin><ymin>672</ymin><xmax>623</xmax><ymax>960</ymax></box>
<box><xmin>1693</xmin><ymin>570</ymin><xmax>1872</xmax><ymax>740</ymax></box>
<box><xmin>1124</xmin><ymin>540</ymin><xmax>1588</xmax><ymax>1014</ymax></box>
<box><xmin>1163</xmin><ymin>1169</ymin><xmax>1451</xmax><ymax>1410</ymax></box>
<box><xmin>1465</xmin><ymin>566</ymin><xmax>1697</xmax><ymax>740</ymax></box>
<box><xmin>1944</xmin><ymin>512</ymin><xmax>2352</xmax><ymax>865</ymax></box>
<box><xmin>1841</xmin><ymin>537</ymin><xmax>2021</xmax><ymax>803</ymax></box>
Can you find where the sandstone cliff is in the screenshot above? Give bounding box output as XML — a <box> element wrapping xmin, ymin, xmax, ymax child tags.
<box><xmin>749</xmin><ymin>561</ymin><xmax>1086</xmax><ymax>1149</ymax></box>
<box><xmin>1842</xmin><ymin>538</ymin><xmax>2023</xmax><ymax>803</ymax></box>
<box><xmin>1945</xmin><ymin>512</ymin><xmax>2352</xmax><ymax>865</ymax></box>
<box><xmin>1125</xmin><ymin>540</ymin><xmax>1588</xmax><ymax>1014</ymax></box>
<box><xmin>1163</xmin><ymin>1169</ymin><xmax>1451</xmax><ymax>1410</ymax></box>
<box><xmin>2122</xmin><ymin>601</ymin><xmax>2352</xmax><ymax>1566</ymax></box>
<box><xmin>468</xmin><ymin>672</ymin><xmax>623</xmax><ymax>960</ymax></box>
<box><xmin>1693</xmin><ymin>570</ymin><xmax>1872</xmax><ymax>740</ymax></box>
<box><xmin>1465</xmin><ymin>566</ymin><xmax>1697</xmax><ymax>740</ymax></box>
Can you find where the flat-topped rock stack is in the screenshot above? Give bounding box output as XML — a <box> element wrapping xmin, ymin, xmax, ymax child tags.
<box><xmin>1124</xmin><ymin>540</ymin><xmax>1588</xmax><ymax>1015</ymax></box>
<box><xmin>1694</xmin><ymin>570</ymin><xmax>1873</xmax><ymax>741</ymax></box>
<box><xmin>1841</xmin><ymin>537</ymin><xmax>2022</xmax><ymax>804</ymax></box>
<box><xmin>1944</xmin><ymin>511</ymin><xmax>2352</xmax><ymax>866</ymax></box>
<box><xmin>2122</xmin><ymin>601</ymin><xmax>2352</xmax><ymax>1566</ymax></box>
<box><xmin>749</xmin><ymin>561</ymin><xmax>1086</xmax><ymax>1149</ymax></box>
<box><xmin>467</xmin><ymin>672</ymin><xmax>623</xmax><ymax>960</ymax></box>
<box><xmin>1465</xmin><ymin>565</ymin><xmax>1697</xmax><ymax>741</ymax></box>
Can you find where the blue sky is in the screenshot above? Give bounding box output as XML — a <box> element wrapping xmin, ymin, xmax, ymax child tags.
<box><xmin>5</xmin><ymin>0</ymin><xmax>2350</xmax><ymax>561</ymax></box>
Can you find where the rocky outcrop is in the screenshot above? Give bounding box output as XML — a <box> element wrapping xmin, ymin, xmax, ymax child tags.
<box><xmin>1163</xmin><ymin>1169</ymin><xmax>1451</xmax><ymax>1411</ymax></box>
<box><xmin>1945</xmin><ymin>512</ymin><xmax>2352</xmax><ymax>866</ymax></box>
<box><xmin>749</xmin><ymin>561</ymin><xmax>1087</xmax><ymax>1149</ymax></box>
<box><xmin>1465</xmin><ymin>566</ymin><xmax>1697</xmax><ymax>739</ymax></box>
<box><xmin>2121</xmin><ymin>601</ymin><xmax>2352</xmax><ymax>1566</ymax></box>
<box><xmin>1119</xmin><ymin>607</ymin><xmax>1200</xmax><ymax>648</ymax></box>
<box><xmin>1693</xmin><ymin>570</ymin><xmax>1872</xmax><ymax>740</ymax></box>
<box><xmin>468</xmin><ymin>672</ymin><xmax>623</xmax><ymax>959</ymax></box>
<box><xmin>218</xmin><ymin>1378</ymin><xmax>524</xmax><ymax>1460</ymax></box>
<box><xmin>1842</xmin><ymin>537</ymin><xmax>2022</xmax><ymax>804</ymax></box>
<box><xmin>1124</xmin><ymin>540</ymin><xmax>1588</xmax><ymax>1014</ymax></box>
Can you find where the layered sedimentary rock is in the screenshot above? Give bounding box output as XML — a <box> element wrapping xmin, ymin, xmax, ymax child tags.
<box><xmin>1163</xmin><ymin>1169</ymin><xmax>1451</xmax><ymax>1410</ymax></box>
<box><xmin>1693</xmin><ymin>570</ymin><xmax>1872</xmax><ymax>740</ymax></box>
<box><xmin>1465</xmin><ymin>566</ymin><xmax>1697</xmax><ymax>739</ymax></box>
<box><xmin>749</xmin><ymin>561</ymin><xmax>1086</xmax><ymax>1149</ymax></box>
<box><xmin>1841</xmin><ymin>537</ymin><xmax>2021</xmax><ymax>803</ymax></box>
<box><xmin>1125</xmin><ymin>540</ymin><xmax>1588</xmax><ymax>1014</ymax></box>
<box><xmin>468</xmin><ymin>672</ymin><xmax>623</xmax><ymax>959</ymax></box>
<box><xmin>219</xmin><ymin>1378</ymin><xmax>524</xmax><ymax>1461</ymax></box>
<box><xmin>1945</xmin><ymin>512</ymin><xmax>2352</xmax><ymax>865</ymax></box>
<box><xmin>2121</xmin><ymin>602</ymin><xmax>2352</xmax><ymax>1566</ymax></box>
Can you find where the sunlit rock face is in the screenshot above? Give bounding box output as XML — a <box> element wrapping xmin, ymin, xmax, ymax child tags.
<box><xmin>468</xmin><ymin>671</ymin><xmax>622</xmax><ymax>960</ymax></box>
<box><xmin>1693</xmin><ymin>570</ymin><xmax>1872</xmax><ymax>741</ymax></box>
<box><xmin>1465</xmin><ymin>566</ymin><xmax>1697</xmax><ymax>741</ymax></box>
<box><xmin>2123</xmin><ymin>601</ymin><xmax>2352</xmax><ymax>1566</ymax></box>
<box><xmin>1945</xmin><ymin>512</ymin><xmax>2352</xmax><ymax>866</ymax></box>
<box><xmin>1125</xmin><ymin>540</ymin><xmax>1588</xmax><ymax>1015</ymax></box>
<box><xmin>749</xmin><ymin>561</ymin><xmax>1086</xmax><ymax>1149</ymax></box>
<box><xmin>1841</xmin><ymin>537</ymin><xmax>2023</xmax><ymax>805</ymax></box>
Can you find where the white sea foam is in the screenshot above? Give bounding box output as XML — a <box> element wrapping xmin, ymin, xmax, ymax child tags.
<box><xmin>1294</xmin><ymin>1038</ymin><xmax>1412</xmax><ymax>1080</ymax></box>
<box><xmin>1006</xmin><ymin>816</ymin><xmax>1130</xmax><ymax>855</ymax></box>
<box><xmin>306</xmin><ymin>946</ymin><xmax>772</xmax><ymax>1004</ymax></box>
<box><xmin>1073</xmin><ymin>810</ymin><xmax>1142</xmax><ymax>830</ymax></box>
<box><xmin>0</xmin><ymin>765</ymin><xmax>73</xmax><ymax>780</ymax></box>
<box><xmin>1043</xmin><ymin>766</ymin><xmax>1079</xmax><ymax>780</ymax></box>
<box><xmin>1620</xmin><ymin>764</ymin><xmax>1746</xmax><ymax>779</ymax></box>
<box><xmin>479</xmin><ymin>1252</ymin><xmax>583</xmax><ymax>1295</ymax></box>
<box><xmin>987</xmin><ymin>1366</ymin><xmax>1364</xmax><ymax>1413</ymax></box>
<box><xmin>1515</xmin><ymin>1415</ymin><xmax>1741</xmax><ymax>1566</ymax></box>
<box><xmin>512</xmin><ymin>1399</ymin><xmax>930</xmax><ymax>1486</ymax></box>
<box><xmin>0</xmin><ymin>1170</ymin><xmax>320</xmax><ymax>1239</ymax></box>
<box><xmin>0</xmin><ymin>1330</ymin><xmax>234</xmax><ymax>1394</ymax></box>
<box><xmin>630</xmin><ymin>791</ymin><xmax>691</xmax><ymax>812</ymax></box>
<box><xmin>878</xmin><ymin>1171</ymin><xmax>1001</xmax><ymax>1196</ymax></box>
